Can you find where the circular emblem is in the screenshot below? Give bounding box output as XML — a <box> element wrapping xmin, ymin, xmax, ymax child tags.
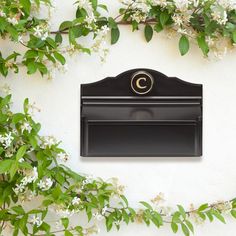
<box><xmin>131</xmin><ymin>71</ymin><xmax>154</xmax><ymax>95</ymax></box>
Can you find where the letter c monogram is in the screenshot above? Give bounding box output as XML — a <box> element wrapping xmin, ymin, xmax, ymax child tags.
<box><xmin>136</xmin><ymin>77</ymin><xmax>147</xmax><ymax>89</ymax></box>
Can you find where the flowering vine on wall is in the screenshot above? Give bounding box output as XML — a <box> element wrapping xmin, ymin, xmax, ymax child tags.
<box><xmin>1</xmin><ymin>1</ymin><xmax>236</xmax><ymax>236</ymax></box>
<box><xmin>0</xmin><ymin>87</ymin><xmax>236</xmax><ymax>236</ymax></box>
<box><xmin>1</xmin><ymin>0</ymin><xmax>236</xmax><ymax>79</ymax></box>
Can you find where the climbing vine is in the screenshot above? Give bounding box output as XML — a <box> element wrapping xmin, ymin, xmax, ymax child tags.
<box><xmin>1</xmin><ymin>0</ymin><xmax>236</xmax><ymax>78</ymax></box>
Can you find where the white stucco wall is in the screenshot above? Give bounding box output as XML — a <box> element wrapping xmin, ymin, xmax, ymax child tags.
<box><xmin>2</xmin><ymin>0</ymin><xmax>236</xmax><ymax>235</ymax></box>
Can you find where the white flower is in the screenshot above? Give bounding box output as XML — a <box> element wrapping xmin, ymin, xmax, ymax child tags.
<box><xmin>151</xmin><ymin>0</ymin><xmax>168</xmax><ymax>7</ymax></box>
<box><xmin>0</xmin><ymin>11</ymin><xmax>6</xmax><ymax>18</ymax></box>
<box><xmin>57</xmin><ymin>152</ymin><xmax>69</xmax><ymax>162</ymax></box>
<box><xmin>206</xmin><ymin>36</ymin><xmax>215</xmax><ymax>46</ymax></box>
<box><xmin>0</xmin><ymin>135</ymin><xmax>5</xmax><ymax>144</ymax></box>
<box><xmin>92</xmin><ymin>26</ymin><xmax>110</xmax><ymax>62</ymax></box>
<box><xmin>77</xmin><ymin>0</ymin><xmax>93</xmax><ymax>11</ymax></box>
<box><xmin>29</xmin><ymin>215</ymin><xmax>42</xmax><ymax>227</ymax></box>
<box><xmin>33</xmin><ymin>25</ymin><xmax>43</xmax><ymax>37</ymax></box>
<box><xmin>17</xmin><ymin>35</ymin><xmax>24</xmax><ymax>43</ymax></box>
<box><xmin>2</xmin><ymin>133</ymin><xmax>14</xmax><ymax>148</ymax></box>
<box><xmin>177</xmin><ymin>28</ymin><xmax>188</xmax><ymax>34</ymax></box>
<box><xmin>0</xmin><ymin>84</ymin><xmax>11</xmax><ymax>95</ymax></box>
<box><xmin>18</xmin><ymin>158</ymin><xmax>24</xmax><ymax>163</ymax></box>
<box><xmin>93</xmin><ymin>212</ymin><xmax>104</xmax><ymax>221</ymax></box>
<box><xmin>33</xmin><ymin>25</ymin><xmax>49</xmax><ymax>40</ymax></box>
<box><xmin>172</xmin><ymin>14</ymin><xmax>183</xmax><ymax>26</ymax></box>
<box><xmin>218</xmin><ymin>0</ymin><xmax>236</xmax><ymax>10</ymax></box>
<box><xmin>212</xmin><ymin>46</ymin><xmax>228</xmax><ymax>60</ymax></box>
<box><xmin>21</xmin><ymin>122</ymin><xmax>32</xmax><ymax>133</ymax></box>
<box><xmin>20</xmin><ymin>167</ymin><xmax>38</xmax><ymax>186</ymax></box>
<box><xmin>26</xmin><ymin>101</ymin><xmax>41</xmax><ymax>116</ymax></box>
<box><xmin>13</xmin><ymin>183</ymin><xmax>25</xmax><ymax>194</ymax></box>
<box><xmin>211</xmin><ymin>7</ymin><xmax>228</xmax><ymax>25</ymax></box>
<box><xmin>56</xmin><ymin>208</ymin><xmax>76</xmax><ymax>217</ymax></box>
<box><xmin>192</xmin><ymin>0</ymin><xmax>199</xmax><ymax>7</ymax></box>
<box><xmin>41</xmin><ymin>31</ymin><xmax>48</xmax><ymax>40</ymax></box>
<box><xmin>174</xmin><ymin>0</ymin><xmax>190</xmax><ymax>11</ymax></box>
<box><xmin>82</xmin><ymin>175</ymin><xmax>94</xmax><ymax>186</ymax></box>
<box><xmin>40</xmin><ymin>136</ymin><xmax>57</xmax><ymax>148</ymax></box>
<box><xmin>151</xmin><ymin>192</ymin><xmax>166</xmax><ymax>205</ymax></box>
<box><xmin>7</xmin><ymin>17</ymin><xmax>18</xmax><ymax>25</ymax></box>
<box><xmin>37</xmin><ymin>178</ymin><xmax>53</xmax><ymax>191</ymax></box>
<box><xmin>56</xmin><ymin>63</ymin><xmax>68</xmax><ymax>74</ymax></box>
<box><xmin>85</xmin><ymin>14</ymin><xmax>96</xmax><ymax>25</ymax></box>
<box><xmin>72</xmin><ymin>196</ymin><xmax>81</xmax><ymax>205</ymax></box>
<box><xmin>101</xmin><ymin>206</ymin><xmax>108</xmax><ymax>215</ymax></box>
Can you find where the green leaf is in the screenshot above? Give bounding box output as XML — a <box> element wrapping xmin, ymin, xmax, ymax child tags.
<box><xmin>111</xmin><ymin>28</ymin><xmax>120</xmax><ymax>45</ymax></box>
<box><xmin>108</xmin><ymin>17</ymin><xmax>117</xmax><ymax>29</ymax></box>
<box><xmin>232</xmin><ymin>31</ymin><xmax>236</xmax><ymax>43</ymax></box>
<box><xmin>151</xmin><ymin>212</ymin><xmax>163</xmax><ymax>228</ymax></box>
<box><xmin>0</xmin><ymin>160</ymin><xmax>14</xmax><ymax>174</ymax></box>
<box><xmin>122</xmin><ymin>210</ymin><xmax>130</xmax><ymax>224</ymax></box>
<box><xmin>55</xmin><ymin>33</ymin><xmax>63</xmax><ymax>44</ymax></box>
<box><xmin>172</xmin><ymin>212</ymin><xmax>181</xmax><ymax>224</ymax></box>
<box><xmin>10</xmin><ymin>161</ymin><xmax>19</xmax><ymax>180</ymax></box>
<box><xmin>206</xmin><ymin>211</ymin><xmax>213</xmax><ymax>222</ymax></box>
<box><xmin>27</xmin><ymin>62</ymin><xmax>37</xmax><ymax>74</ymax></box>
<box><xmin>59</xmin><ymin>21</ymin><xmax>72</xmax><ymax>31</ymax></box>
<box><xmin>11</xmin><ymin>205</ymin><xmax>25</xmax><ymax>215</ymax></box>
<box><xmin>69</xmin><ymin>28</ymin><xmax>76</xmax><ymax>44</ymax></box>
<box><xmin>121</xmin><ymin>195</ymin><xmax>129</xmax><ymax>207</ymax></box>
<box><xmin>160</xmin><ymin>12</ymin><xmax>170</xmax><ymax>26</ymax></box>
<box><xmin>98</xmin><ymin>4</ymin><xmax>108</xmax><ymax>12</ymax></box>
<box><xmin>177</xmin><ymin>205</ymin><xmax>186</xmax><ymax>219</ymax></box>
<box><xmin>36</xmin><ymin>62</ymin><xmax>48</xmax><ymax>75</ymax></box>
<box><xmin>144</xmin><ymin>24</ymin><xmax>153</xmax><ymax>42</ymax></box>
<box><xmin>61</xmin><ymin>218</ymin><xmax>69</xmax><ymax>229</ymax></box>
<box><xmin>181</xmin><ymin>223</ymin><xmax>190</xmax><ymax>236</ymax></box>
<box><xmin>0</xmin><ymin>18</ymin><xmax>8</xmax><ymax>32</ymax></box>
<box><xmin>53</xmin><ymin>52</ymin><xmax>66</xmax><ymax>65</ymax></box>
<box><xmin>91</xmin><ymin>0</ymin><xmax>97</xmax><ymax>9</ymax></box>
<box><xmin>171</xmin><ymin>222</ymin><xmax>178</xmax><ymax>233</ymax></box>
<box><xmin>19</xmin><ymin>214</ymin><xmax>28</xmax><ymax>235</ymax></box>
<box><xmin>211</xmin><ymin>210</ymin><xmax>226</xmax><ymax>224</ymax></box>
<box><xmin>154</xmin><ymin>23</ymin><xmax>163</xmax><ymax>33</ymax></box>
<box><xmin>46</xmin><ymin>37</ymin><xmax>57</xmax><ymax>48</ymax></box>
<box><xmin>24</xmin><ymin>50</ymin><xmax>38</xmax><ymax>59</ymax></box>
<box><xmin>16</xmin><ymin>145</ymin><xmax>27</xmax><ymax>161</ymax></box>
<box><xmin>198</xmin><ymin>203</ymin><xmax>209</xmax><ymax>211</ymax></box>
<box><xmin>24</xmin><ymin>98</ymin><xmax>29</xmax><ymax>114</ymax></box>
<box><xmin>179</xmin><ymin>35</ymin><xmax>189</xmax><ymax>56</ymax></box>
<box><xmin>29</xmin><ymin>135</ymin><xmax>38</xmax><ymax>148</ymax></box>
<box><xmin>185</xmin><ymin>220</ymin><xmax>194</xmax><ymax>233</ymax></box>
<box><xmin>140</xmin><ymin>201</ymin><xmax>153</xmax><ymax>210</ymax></box>
<box><xmin>6</xmin><ymin>25</ymin><xmax>18</xmax><ymax>40</ymax></box>
<box><xmin>197</xmin><ymin>35</ymin><xmax>209</xmax><ymax>56</ymax></box>
<box><xmin>231</xmin><ymin>210</ymin><xmax>236</xmax><ymax>219</ymax></box>
<box><xmin>65</xmin><ymin>230</ymin><xmax>73</xmax><ymax>236</ymax></box>
<box><xmin>12</xmin><ymin>113</ymin><xmax>25</xmax><ymax>124</ymax></box>
<box><xmin>20</xmin><ymin>0</ymin><xmax>31</xmax><ymax>15</ymax></box>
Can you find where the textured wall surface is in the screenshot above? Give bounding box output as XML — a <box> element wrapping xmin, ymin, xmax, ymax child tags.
<box><xmin>2</xmin><ymin>1</ymin><xmax>236</xmax><ymax>235</ymax></box>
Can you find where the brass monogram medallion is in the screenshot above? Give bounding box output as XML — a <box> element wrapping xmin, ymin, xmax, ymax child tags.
<box><xmin>131</xmin><ymin>71</ymin><xmax>154</xmax><ymax>95</ymax></box>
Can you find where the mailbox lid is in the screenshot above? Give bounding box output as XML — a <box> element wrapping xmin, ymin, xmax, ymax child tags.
<box><xmin>82</xmin><ymin>102</ymin><xmax>202</xmax><ymax>121</ymax></box>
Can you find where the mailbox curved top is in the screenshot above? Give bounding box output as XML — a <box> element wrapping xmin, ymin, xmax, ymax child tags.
<box><xmin>81</xmin><ymin>68</ymin><xmax>202</xmax><ymax>97</ymax></box>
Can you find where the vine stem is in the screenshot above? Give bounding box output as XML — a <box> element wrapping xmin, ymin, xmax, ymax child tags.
<box><xmin>49</xmin><ymin>18</ymin><xmax>158</xmax><ymax>35</ymax></box>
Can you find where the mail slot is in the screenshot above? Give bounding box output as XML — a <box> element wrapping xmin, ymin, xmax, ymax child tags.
<box><xmin>81</xmin><ymin>69</ymin><xmax>202</xmax><ymax>157</ymax></box>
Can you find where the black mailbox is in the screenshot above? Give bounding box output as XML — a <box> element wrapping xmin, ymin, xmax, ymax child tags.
<box><xmin>81</xmin><ymin>69</ymin><xmax>202</xmax><ymax>157</ymax></box>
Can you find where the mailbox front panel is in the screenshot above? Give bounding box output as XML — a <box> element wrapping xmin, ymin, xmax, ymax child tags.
<box><xmin>81</xmin><ymin>69</ymin><xmax>202</xmax><ymax>157</ymax></box>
